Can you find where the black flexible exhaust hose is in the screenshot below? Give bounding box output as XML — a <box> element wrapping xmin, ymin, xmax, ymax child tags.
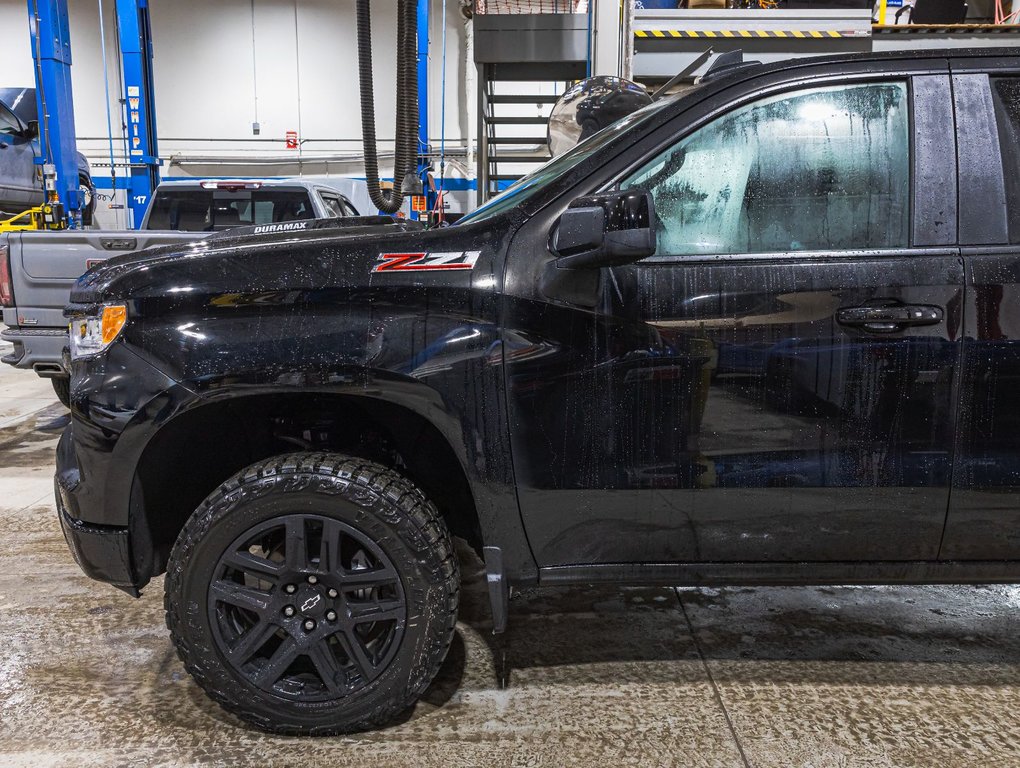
<box><xmin>397</xmin><ymin>0</ymin><xmax>420</xmax><ymax>195</ymax></box>
<box><xmin>357</xmin><ymin>0</ymin><xmax>419</xmax><ymax>214</ymax></box>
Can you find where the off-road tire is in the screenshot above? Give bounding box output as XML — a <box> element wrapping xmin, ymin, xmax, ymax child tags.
<box><xmin>51</xmin><ymin>377</ymin><xmax>70</xmax><ymax>408</ymax></box>
<box><xmin>164</xmin><ymin>452</ymin><xmax>459</xmax><ymax>735</ymax></box>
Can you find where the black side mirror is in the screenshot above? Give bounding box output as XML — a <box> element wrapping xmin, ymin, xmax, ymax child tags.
<box><xmin>24</xmin><ymin>120</ymin><xmax>39</xmax><ymax>139</ymax></box>
<box><xmin>552</xmin><ymin>189</ymin><xmax>657</xmax><ymax>269</ymax></box>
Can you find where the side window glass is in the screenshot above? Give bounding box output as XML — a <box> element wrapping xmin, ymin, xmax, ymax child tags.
<box><xmin>0</xmin><ymin>104</ymin><xmax>21</xmax><ymax>136</ymax></box>
<box><xmin>621</xmin><ymin>82</ymin><xmax>911</xmax><ymax>257</ymax></box>
<box><xmin>321</xmin><ymin>195</ymin><xmax>345</xmax><ymax>218</ymax></box>
<box><xmin>991</xmin><ymin>78</ymin><xmax>1020</xmax><ymax>244</ymax></box>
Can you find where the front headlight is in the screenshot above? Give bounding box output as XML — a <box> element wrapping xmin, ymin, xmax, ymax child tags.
<box><xmin>69</xmin><ymin>303</ymin><xmax>128</xmax><ymax>360</ymax></box>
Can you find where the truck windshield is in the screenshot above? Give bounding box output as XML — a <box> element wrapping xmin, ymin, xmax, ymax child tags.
<box><xmin>457</xmin><ymin>94</ymin><xmax>681</xmax><ymax>226</ymax></box>
<box><xmin>145</xmin><ymin>188</ymin><xmax>314</xmax><ymax>231</ymax></box>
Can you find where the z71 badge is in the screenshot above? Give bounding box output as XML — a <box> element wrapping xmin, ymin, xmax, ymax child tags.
<box><xmin>373</xmin><ymin>251</ymin><xmax>481</xmax><ymax>273</ymax></box>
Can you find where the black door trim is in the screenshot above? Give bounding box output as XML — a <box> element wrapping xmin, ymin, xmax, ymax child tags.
<box><xmin>952</xmin><ymin>73</ymin><xmax>1009</xmax><ymax>246</ymax></box>
<box><xmin>539</xmin><ymin>560</ymin><xmax>1020</xmax><ymax>587</ymax></box>
<box><xmin>913</xmin><ymin>74</ymin><xmax>958</xmax><ymax>247</ymax></box>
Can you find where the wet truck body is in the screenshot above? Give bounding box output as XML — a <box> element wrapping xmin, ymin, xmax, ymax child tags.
<box><xmin>53</xmin><ymin>49</ymin><xmax>1020</xmax><ymax>733</ymax></box>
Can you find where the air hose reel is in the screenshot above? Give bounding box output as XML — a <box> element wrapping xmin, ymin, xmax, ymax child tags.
<box><xmin>356</xmin><ymin>0</ymin><xmax>422</xmax><ymax>215</ymax></box>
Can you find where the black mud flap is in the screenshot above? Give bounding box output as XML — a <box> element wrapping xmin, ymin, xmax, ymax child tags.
<box><xmin>483</xmin><ymin>545</ymin><xmax>509</xmax><ymax>634</ymax></box>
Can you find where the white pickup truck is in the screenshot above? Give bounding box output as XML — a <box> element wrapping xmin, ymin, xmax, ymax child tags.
<box><xmin>1</xmin><ymin>230</ymin><xmax>205</xmax><ymax>404</ymax></box>
<box><xmin>139</xmin><ymin>178</ymin><xmax>366</xmax><ymax>230</ymax></box>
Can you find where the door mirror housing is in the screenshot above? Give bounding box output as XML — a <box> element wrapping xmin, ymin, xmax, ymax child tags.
<box><xmin>24</xmin><ymin>120</ymin><xmax>39</xmax><ymax>140</ymax></box>
<box><xmin>552</xmin><ymin>190</ymin><xmax>657</xmax><ymax>269</ymax></box>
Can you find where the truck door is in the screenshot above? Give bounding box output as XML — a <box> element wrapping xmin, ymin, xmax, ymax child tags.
<box><xmin>940</xmin><ymin>60</ymin><xmax>1020</xmax><ymax>559</ymax></box>
<box><xmin>0</xmin><ymin>102</ymin><xmax>38</xmax><ymax>209</ymax></box>
<box><xmin>505</xmin><ymin>68</ymin><xmax>963</xmax><ymax>567</ymax></box>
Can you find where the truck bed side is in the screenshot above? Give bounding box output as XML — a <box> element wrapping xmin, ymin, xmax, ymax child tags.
<box><xmin>2</xmin><ymin>230</ymin><xmax>205</xmax><ymax>375</ymax></box>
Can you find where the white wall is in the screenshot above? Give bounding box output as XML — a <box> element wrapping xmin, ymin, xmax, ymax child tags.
<box><xmin>0</xmin><ymin>0</ymin><xmax>479</xmax><ymax>225</ymax></box>
<box><xmin>0</xmin><ymin>3</ymin><xmax>34</xmax><ymax>85</ymax></box>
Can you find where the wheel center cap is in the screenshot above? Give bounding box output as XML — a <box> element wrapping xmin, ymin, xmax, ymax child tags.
<box><xmin>301</xmin><ymin>593</ymin><xmax>321</xmax><ymax>612</ymax></box>
<box><xmin>296</xmin><ymin>586</ymin><xmax>327</xmax><ymax>618</ymax></box>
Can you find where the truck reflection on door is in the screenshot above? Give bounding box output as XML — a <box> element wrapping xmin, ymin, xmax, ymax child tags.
<box><xmin>506</xmin><ymin>254</ymin><xmax>963</xmax><ymax>567</ymax></box>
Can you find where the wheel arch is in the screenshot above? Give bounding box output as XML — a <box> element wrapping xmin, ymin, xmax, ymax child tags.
<box><xmin>128</xmin><ymin>388</ymin><xmax>487</xmax><ymax>584</ymax></box>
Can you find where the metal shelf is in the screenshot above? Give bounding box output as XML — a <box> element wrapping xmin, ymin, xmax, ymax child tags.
<box><xmin>632</xmin><ymin>8</ymin><xmax>1020</xmax><ymax>79</ymax></box>
<box><xmin>873</xmin><ymin>23</ymin><xmax>1020</xmax><ymax>33</ymax></box>
<box><xmin>634</xmin><ymin>7</ymin><xmax>872</xmax><ymax>37</ymax></box>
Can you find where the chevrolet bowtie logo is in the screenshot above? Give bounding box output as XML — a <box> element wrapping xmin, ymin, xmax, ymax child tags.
<box><xmin>301</xmin><ymin>594</ymin><xmax>321</xmax><ymax>612</ymax></box>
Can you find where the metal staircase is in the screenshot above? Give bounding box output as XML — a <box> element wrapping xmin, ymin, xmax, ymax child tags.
<box><xmin>473</xmin><ymin>12</ymin><xmax>590</xmax><ymax>204</ymax></box>
<box><xmin>479</xmin><ymin>83</ymin><xmax>564</xmax><ymax>201</ymax></box>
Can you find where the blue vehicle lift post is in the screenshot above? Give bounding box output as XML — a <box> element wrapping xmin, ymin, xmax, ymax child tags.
<box><xmin>116</xmin><ymin>0</ymin><xmax>160</xmax><ymax>229</ymax></box>
<box><xmin>26</xmin><ymin>0</ymin><xmax>81</xmax><ymax>227</ymax></box>
<box><xmin>416</xmin><ymin>0</ymin><xmax>433</xmax><ymax>221</ymax></box>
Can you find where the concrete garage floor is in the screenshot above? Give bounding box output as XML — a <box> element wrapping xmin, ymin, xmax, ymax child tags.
<box><xmin>1</xmin><ymin>347</ymin><xmax>1019</xmax><ymax>767</ymax></box>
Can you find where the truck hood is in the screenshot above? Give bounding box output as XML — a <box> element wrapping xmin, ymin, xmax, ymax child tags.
<box><xmin>68</xmin><ymin>216</ymin><xmax>503</xmax><ymax>309</ymax></box>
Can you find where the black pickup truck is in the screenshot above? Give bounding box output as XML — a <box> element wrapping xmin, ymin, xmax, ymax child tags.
<box><xmin>57</xmin><ymin>48</ymin><xmax>1020</xmax><ymax>734</ymax></box>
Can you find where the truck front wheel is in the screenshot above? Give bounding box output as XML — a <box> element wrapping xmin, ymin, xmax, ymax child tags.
<box><xmin>51</xmin><ymin>377</ymin><xmax>70</xmax><ymax>408</ymax></box>
<box><xmin>164</xmin><ymin>452</ymin><xmax>459</xmax><ymax>734</ymax></box>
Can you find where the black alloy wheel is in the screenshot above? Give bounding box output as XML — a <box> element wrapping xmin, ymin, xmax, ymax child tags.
<box><xmin>165</xmin><ymin>453</ymin><xmax>459</xmax><ymax>734</ymax></box>
<box><xmin>208</xmin><ymin>514</ymin><xmax>407</xmax><ymax>702</ymax></box>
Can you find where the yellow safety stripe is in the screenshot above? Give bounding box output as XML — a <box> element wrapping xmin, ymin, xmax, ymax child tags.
<box><xmin>635</xmin><ymin>25</ymin><xmax>1020</xmax><ymax>38</ymax></box>
<box><xmin>635</xmin><ymin>29</ymin><xmax>860</xmax><ymax>38</ymax></box>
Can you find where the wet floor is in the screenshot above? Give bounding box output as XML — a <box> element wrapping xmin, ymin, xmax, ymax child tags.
<box><xmin>1</xmin><ymin>349</ymin><xmax>1019</xmax><ymax>767</ymax></box>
